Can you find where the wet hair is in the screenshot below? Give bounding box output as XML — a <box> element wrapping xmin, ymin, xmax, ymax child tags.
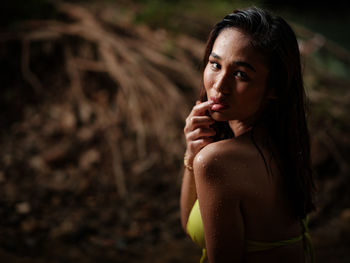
<box><xmin>199</xmin><ymin>6</ymin><xmax>315</xmax><ymax>219</ymax></box>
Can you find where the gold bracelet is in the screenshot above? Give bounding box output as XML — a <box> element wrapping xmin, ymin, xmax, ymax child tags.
<box><xmin>184</xmin><ymin>157</ymin><xmax>193</xmax><ymax>171</ymax></box>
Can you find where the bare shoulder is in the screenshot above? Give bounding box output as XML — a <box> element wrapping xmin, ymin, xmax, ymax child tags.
<box><xmin>193</xmin><ymin>137</ymin><xmax>258</xmax><ymax>172</ymax></box>
<box><xmin>193</xmin><ymin>137</ymin><xmax>261</xmax><ymax>195</ymax></box>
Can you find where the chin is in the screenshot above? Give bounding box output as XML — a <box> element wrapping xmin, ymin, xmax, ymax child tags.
<box><xmin>209</xmin><ymin>111</ymin><xmax>231</xmax><ymax>122</ymax></box>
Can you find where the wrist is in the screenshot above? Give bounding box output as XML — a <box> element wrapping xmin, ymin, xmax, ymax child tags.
<box><xmin>184</xmin><ymin>153</ymin><xmax>194</xmax><ymax>171</ymax></box>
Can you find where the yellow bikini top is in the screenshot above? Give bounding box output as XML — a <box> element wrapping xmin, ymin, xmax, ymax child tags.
<box><xmin>186</xmin><ymin>199</ymin><xmax>314</xmax><ymax>263</ymax></box>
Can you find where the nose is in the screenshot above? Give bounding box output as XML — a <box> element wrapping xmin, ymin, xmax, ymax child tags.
<box><xmin>213</xmin><ymin>72</ymin><xmax>231</xmax><ymax>95</ymax></box>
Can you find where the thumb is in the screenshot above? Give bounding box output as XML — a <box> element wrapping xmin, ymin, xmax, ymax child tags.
<box><xmin>196</xmin><ymin>100</ymin><xmax>201</xmax><ymax>105</ymax></box>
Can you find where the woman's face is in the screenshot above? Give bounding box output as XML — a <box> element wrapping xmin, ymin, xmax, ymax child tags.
<box><xmin>203</xmin><ymin>28</ymin><xmax>269</xmax><ymax>122</ymax></box>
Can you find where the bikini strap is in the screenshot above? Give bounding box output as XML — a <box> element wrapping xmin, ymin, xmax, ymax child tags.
<box><xmin>301</xmin><ymin>216</ymin><xmax>315</xmax><ymax>263</ymax></box>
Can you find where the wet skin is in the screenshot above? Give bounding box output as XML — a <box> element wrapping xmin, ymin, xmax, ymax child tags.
<box><xmin>203</xmin><ymin>28</ymin><xmax>269</xmax><ymax>135</ymax></box>
<box><xmin>182</xmin><ymin>27</ymin><xmax>304</xmax><ymax>263</ymax></box>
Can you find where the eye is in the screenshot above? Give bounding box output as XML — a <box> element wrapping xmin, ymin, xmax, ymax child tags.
<box><xmin>234</xmin><ymin>71</ymin><xmax>249</xmax><ymax>81</ymax></box>
<box><xmin>209</xmin><ymin>61</ymin><xmax>221</xmax><ymax>70</ymax></box>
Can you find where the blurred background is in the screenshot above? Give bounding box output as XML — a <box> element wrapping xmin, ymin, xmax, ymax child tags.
<box><xmin>1</xmin><ymin>0</ymin><xmax>349</xmax><ymax>262</ymax></box>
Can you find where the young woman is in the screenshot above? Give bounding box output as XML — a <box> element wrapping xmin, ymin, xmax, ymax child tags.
<box><xmin>180</xmin><ymin>7</ymin><xmax>316</xmax><ymax>263</ymax></box>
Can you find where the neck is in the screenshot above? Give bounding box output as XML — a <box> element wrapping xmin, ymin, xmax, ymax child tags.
<box><xmin>228</xmin><ymin>119</ymin><xmax>253</xmax><ymax>138</ymax></box>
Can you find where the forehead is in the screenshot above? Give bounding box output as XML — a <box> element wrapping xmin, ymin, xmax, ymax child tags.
<box><xmin>212</xmin><ymin>28</ymin><xmax>266</xmax><ymax>66</ymax></box>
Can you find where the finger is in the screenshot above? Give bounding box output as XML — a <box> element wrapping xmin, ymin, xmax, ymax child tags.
<box><xmin>186</xmin><ymin>127</ymin><xmax>216</xmax><ymax>141</ymax></box>
<box><xmin>190</xmin><ymin>138</ymin><xmax>214</xmax><ymax>153</ymax></box>
<box><xmin>191</xmin><ymin>100</ymin><xmax>213</xmax><ymax>116</ymax></box>
<box><xmin>191</xmin><ymin>116</ymin><xmax>215</xmax><ymax>128</ymax></box>
<box><xmin>196</xmin><ymin>100</ymin><xmax>201</xmax><ymax>105</ymax></box>
<box><xmin>185</xmin><ymin>115</ymin><xmax>214</xmax><ymax>132</ymax></box>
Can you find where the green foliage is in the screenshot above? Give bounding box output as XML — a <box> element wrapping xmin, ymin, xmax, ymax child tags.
<box><xmin>310</xmin><ymin>51</ymin><xmax>350</xmax><ymax>81</ymax></box>
<box><xmin>131</xmin><ymin>0</ymin><xmax>262</xmax><ymax>34</ymax></box>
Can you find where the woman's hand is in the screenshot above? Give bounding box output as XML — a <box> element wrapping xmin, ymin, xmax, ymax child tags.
<box><xmin>184</xmin><ymin>100</ymin><xmax>216</xmax><ymax>165</ymax></box>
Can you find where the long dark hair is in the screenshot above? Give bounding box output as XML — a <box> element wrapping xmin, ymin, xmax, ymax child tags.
<box><xmin>199</xmin><ymin>7</ymin><xmax>315</xmax><ymax>219</ymax></box>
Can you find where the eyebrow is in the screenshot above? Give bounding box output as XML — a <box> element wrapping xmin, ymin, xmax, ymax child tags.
<box><xmin>210</xmin><ymin>52</ymin><xmax>256</xmax><ymax>72</ymax></box>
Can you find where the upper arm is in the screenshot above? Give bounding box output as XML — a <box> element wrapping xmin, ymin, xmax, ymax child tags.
<box><xmin>193</xmin><ymin>143</ymin><xmax>246</xmax><ymax>263</ymax></box>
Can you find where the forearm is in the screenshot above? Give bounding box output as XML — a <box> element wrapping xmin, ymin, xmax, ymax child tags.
<box><xmin>181</xmin><ymin>100</ymin><xmax>215</xmax><ymax>233</ymax></box>
<box><xmin>180</xmin><ymin>168</ymin><xmax>197</xmax><ymax>233</ymax></box>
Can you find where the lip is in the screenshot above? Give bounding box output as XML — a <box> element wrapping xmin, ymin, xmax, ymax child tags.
<box><xmin>209</xmin><ymin>96</ymin><xmax>229</xmax><ymax>111</ymax></box>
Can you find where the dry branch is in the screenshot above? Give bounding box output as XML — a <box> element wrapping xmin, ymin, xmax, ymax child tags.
<box><xmin>1</xmin><ymin>1</ymin><xmax>203</xmax><ymax>202</ymax></box>
<box><xmin>21</xmin><ymin>39</ymin><xmax>43</xmax><ymax>93</ymax></box>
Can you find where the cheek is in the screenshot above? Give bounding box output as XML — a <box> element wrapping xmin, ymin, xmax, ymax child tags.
<box><xmin>203</xmin><ymin>67</ymin><xmax>212</xmax><ymax>91</ymax></box>
<box><xmin>236</xmin><ymin>84</ymin><xmax>267</xmax><ymax>106</ymax></box>
<box><xmin>235</xmin><ymin>84</ymin><xmax>249</xmax><ymax>95</ymax></box>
